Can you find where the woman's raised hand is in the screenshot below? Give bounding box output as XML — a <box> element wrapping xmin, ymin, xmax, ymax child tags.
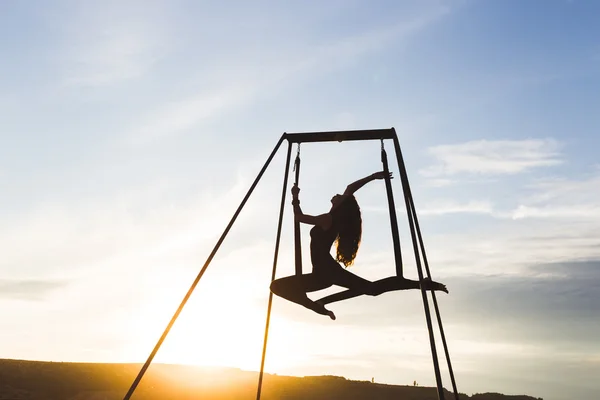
<box><xmin>372</xmin><ymin>171</ymin><xmax>393</xmax><ymax>180</ymax></box>
<box><xmin>291</xmin><ymin>184</ymin><xmax>300</xmax><ymax>197</ymax></box>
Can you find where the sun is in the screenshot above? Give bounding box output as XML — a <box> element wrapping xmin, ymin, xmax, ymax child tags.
<box><xmin>122</xmin><ymin>270</ymin><xmax>303</xmax><ymax>374</ymax></box>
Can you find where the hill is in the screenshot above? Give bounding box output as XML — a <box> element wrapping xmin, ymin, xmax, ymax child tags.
<box><xmin>0</xmin><ymin>359</ymin><xmax>542</xmax><ymax>400</ymax></box>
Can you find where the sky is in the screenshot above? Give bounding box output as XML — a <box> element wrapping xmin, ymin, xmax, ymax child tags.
<box><xmin>1</xmin><ymin>0</ymin><xmax>599</xmax><ymax>399</ymax></box>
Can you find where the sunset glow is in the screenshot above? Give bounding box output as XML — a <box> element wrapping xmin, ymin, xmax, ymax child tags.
<box><xmin>1</xmin><ymin>1</ymin><xmax>599</xmax><ymax>400</ymax></box>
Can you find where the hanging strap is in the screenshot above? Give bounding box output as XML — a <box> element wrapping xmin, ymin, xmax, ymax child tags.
<box><xmin>293</xmin><ymin>144</ymin><xmax>302</xmax><ymax>276</ymax></box>
<box><xmin>381</xmin><ymin>139</ymin><xmax>404</xmax><ymax>277</ymax></box>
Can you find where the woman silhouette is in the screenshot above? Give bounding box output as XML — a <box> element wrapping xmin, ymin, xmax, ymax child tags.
<box><xmin>270</xmin><ymin>171</ymin><xmax>447</xmax><ymax>320</ymax></box>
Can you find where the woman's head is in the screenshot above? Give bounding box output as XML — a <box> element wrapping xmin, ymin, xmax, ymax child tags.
<box><xmin>330</xmin><ymin>194</ymin><xmax>343</xmax><ymax>207</ymax></box>
<box><xmin>332</xmin><ymin>194</ymin><xmax>362</xmax><ymax>267</ymax></box>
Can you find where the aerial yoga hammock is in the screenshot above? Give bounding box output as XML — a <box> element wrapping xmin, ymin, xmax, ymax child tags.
<box><xmin>269</xmin><ymin>145</ymin><xmax>448</xmax><ymax>320</ymax></box>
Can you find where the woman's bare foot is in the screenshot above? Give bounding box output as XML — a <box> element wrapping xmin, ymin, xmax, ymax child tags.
<box><xmin>421</xmin><ymin>278</ymin><xmax>448</xmax><ymax>294</ymax></box>
<box><xmin>327</xmin><ymin>310</ymin><xmax>336</xmax><ymax>320</ymax></box>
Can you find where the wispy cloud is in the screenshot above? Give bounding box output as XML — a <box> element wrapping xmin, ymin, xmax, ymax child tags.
<box><xmin>0</xmin><ymin>279</ymin><xmax>67</xmax><ymax>301</ymax></box>
<box><xmin>419</xmin><ymin>200</ymin><xmax>494</xmax><ymax>216</ymax></box>
<box><xmin>413</xmin><ymin>167</ymin><xmax>600</xmax><ymax>221</ymax></box>
<box><xmin>332</xmin><ymin>260</ymin><xmax>600</xmax><ymax>345</ymax></box>
<box><xmin>407</xmin><ymin>168</ymin><xmax>600</xmax><ymax>276</ymax></box>
<box><xmin>523</xmin><ymin>172</ymin><xmax>600</xmax><ymax>204</ymax></box>
<box><xmin>125</xmin><ymin>84</ymin><xmax>256</xmax><ymax>145</ymax></box>
<box><xmin>510</xmin><ymin>172</ymin><xmax>600</xmax><ymax>220</ymax></box>
<box><xmin>510</xmin><ymin>204</ymin><xmax>600</xmax><ymax>219</ymax></box>
<box><xmin>365</xmin><ymin>199</ymin><xmax>495</xmax><ymax>218</ymax></box>
<box><xmin>0</xmin><ymin>175</ymin><xmax>257</xmax><ymax>280</ymax></box>
<box><xmin>421</xmin><ymin>139</ymin><xmax>563</xmax><ymax>177</ymax></box>
<box><xmin>423</xmin><ymin>216</ymin><xmax>600</xmax><ymax>280</ymax></box>
<box><xmin>122</xmin><ymin>3</ymin><xmax>453</xmax><ymax>144</ymax></box>
<box><xmin>373</xmin><ymin>189</ymin><xmax>600</xmax><ymax>223</ymax></box>
<box><xmin>57</xmin><ymin>1</ymin><xmax>169</xmax><ymax>87</ymax></box>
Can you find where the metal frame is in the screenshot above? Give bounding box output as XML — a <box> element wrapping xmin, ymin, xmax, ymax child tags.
<box><xmin>284</xmin><ymin>128</ymin><xmax>395</xmax><ymax>143</ymax></box>
<box><xmin>121</xmin><ymin>128</ymin><xmax>459</xmax><ymax>400</ymax></box>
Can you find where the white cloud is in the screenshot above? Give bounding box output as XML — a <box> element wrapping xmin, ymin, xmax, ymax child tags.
<box><xmin>125</xmin><ymin>84</ymin><xmax>256</xmax><ymax>145</ymax></box>
<box><xmin>368</xmin><ymin>165</ymin><xmax>600</xmax><ymax>226</ymax></box>
<box><xmin>422</xmin><ymin>178</ymin><xmax>457</xmax><ymax>187</ymax></box>
<box><xmin>57</xmin><ymin>1</ymin><xmax>169</xmax><ymax>86</ymax></box>
<box><xmin>363</xmin><ymin>200</ymin><xmax>494</xmax><ymax>218</ymax></box>
<box><xmin>402</xmin><ymin>168</ymin><xmax>600</xmax><ymax>278</ymax></box>
<box><xmin>291</xmin><ymin>4</ymin><xmax>451</xmax><ymax>75</ymax></box>
<box><xmin>419</xmin><ymin>200</ymin><xmax>494</xmax><ymax>216</ymax></box>
<box><xmin>510</xmin><ymin>172</ymin><xmax>600</xmax><ymax>220</ymax></box>
<box><xmin>510</xmin><ymin>204</ymin><xmax>600</xmax><ymax>219</ymax></box>
<box><xmin>0</xmin><ymin>176</ymin><xmax>255</xmax><ymax>281</ymax></box>
<box><xmin>524</xmin><ymin>173</ymin><xmax>600</xmax><ymax>204</ymax></box>
<box><xmin>421</xmin><ymin>138</ymin><xmax>563</xmax><ymax>177</ymax></box>
<box><xmin>122</xmin><ymin>3</ymin><xmax>452</xmax><ymax>144</ymax></box>
<box><xmin>425</xmin><ymin>217</ymin><xmax>600</xmax><ymax>279</ymax></box>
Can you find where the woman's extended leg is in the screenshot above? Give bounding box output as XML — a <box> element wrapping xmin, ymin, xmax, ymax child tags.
<box><xmin>369</xmin><ymin>276</ymin><xmax>448</xmax><ymax>295</ymax></box>
<box><xmin>270</xmin><ymin>274</ymin><xmax>336</xmax><ymax>319</ymax></box>
<box><xmin>325</xmin><ymin>264</ymin><xmax>375</xmax><ymax>292</ymax></box>
<box><xmin>316</xmin><ymin>275</ymin><xmax>448</xmax><ymax>305</ymax></box>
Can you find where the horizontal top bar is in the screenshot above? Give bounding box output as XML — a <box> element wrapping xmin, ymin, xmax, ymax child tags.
<box><xmin>284</xmin><ymin>128</ymin><xmax>395</xmax><ymax>143</ymax></box>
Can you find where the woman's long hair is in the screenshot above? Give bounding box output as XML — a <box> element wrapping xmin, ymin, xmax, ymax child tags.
<box><xmin>333</xmin><ymin>195</ymin><xmax>362</xmax><ymax>267</ymax></box>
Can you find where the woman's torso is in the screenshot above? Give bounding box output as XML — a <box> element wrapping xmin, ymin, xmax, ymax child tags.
<box><xmin>310</xmin><ymin>223</ymin><xmax>339</xmax><ymax>269</ymax></box>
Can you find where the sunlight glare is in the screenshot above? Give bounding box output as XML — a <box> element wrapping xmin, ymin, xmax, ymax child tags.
<box><xmin>123</xmin><ymin>264</ymin><xmax>304</xmax><ymax>373</ymax></box>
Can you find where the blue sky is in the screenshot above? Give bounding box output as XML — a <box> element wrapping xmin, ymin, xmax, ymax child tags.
<box><xmin>1</xmin><ymin>1</ymin><xmax>599</xmax><ymax>399</ymax></box>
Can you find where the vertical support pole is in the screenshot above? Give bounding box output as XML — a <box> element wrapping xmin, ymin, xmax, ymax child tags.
<box><xmin>391</xmin><ymin>130</ymin><xmax>445</xmax><ymax>400</ymax></box>
<box><xmin>407</xmin><ymin>177</ymin><xmax>460</xmax><ymax>400</ymax></box>
<box><xmin>380</xmin><ymin>142</ymin><xmax>403</xmax><ymax>277</ymax></box>
<box><xmin>293</xmin><ymin>145</ymin><xmax>302</xmax><ymax>276</ymax></box>
<box><xmin>256</xmin><ymin>141</ymin><xmax>293</xmax><ymax>400</ymax></box>
<box><xmin>122</xmin><ymin>135</ymin><xmax>286</xmax><ymax>400</ymax></box>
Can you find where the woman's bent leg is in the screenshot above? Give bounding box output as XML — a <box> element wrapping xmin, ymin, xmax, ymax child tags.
<box><xmin>270</xmin><ymin>274</ymin><xmax>335</xmax><ymax>318</ymax></box>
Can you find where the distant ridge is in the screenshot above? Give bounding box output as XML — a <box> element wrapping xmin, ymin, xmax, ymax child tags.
<box><xmin>0</xmin><ymin>358</ymin><xmax>542</xmax><ymax>400</ymax></box>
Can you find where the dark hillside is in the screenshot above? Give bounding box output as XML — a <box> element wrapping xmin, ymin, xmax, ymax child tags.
<box><xmin>0</xmin><ymin>359</ymin><xmax>542</xmax><ymax>400</ymax></box>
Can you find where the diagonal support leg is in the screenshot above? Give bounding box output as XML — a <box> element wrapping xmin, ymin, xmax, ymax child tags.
<box><xmin>122</xmin><ymin>135</ymin><xmax>286</xmax><ymax>400</ymax></box>
<box><xmin>407</xmin><ymin>173</ymin><xmax>460</xmax><ymax>400</ymax></box>
<box><xmin>393</xmin><ymin>130</ymin><xmax>446</xmax><ymax>400</ymax></box>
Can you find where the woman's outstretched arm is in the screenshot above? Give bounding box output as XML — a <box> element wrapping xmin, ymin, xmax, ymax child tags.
<box><xmin>291</xmin><ymin>184</ymin><xmax>332</xmax><ymax>229</ymax></box>
<box><xmin>343</xmin><ymin>171</ymin><xmax>392</xmax><ymax>195</ymax></box>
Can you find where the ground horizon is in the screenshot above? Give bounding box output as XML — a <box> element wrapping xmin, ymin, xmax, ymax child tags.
<box><xmin>0</xmin><ymin>357</ymin><xmax>542</xmax><ymax>400</ymax></box>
